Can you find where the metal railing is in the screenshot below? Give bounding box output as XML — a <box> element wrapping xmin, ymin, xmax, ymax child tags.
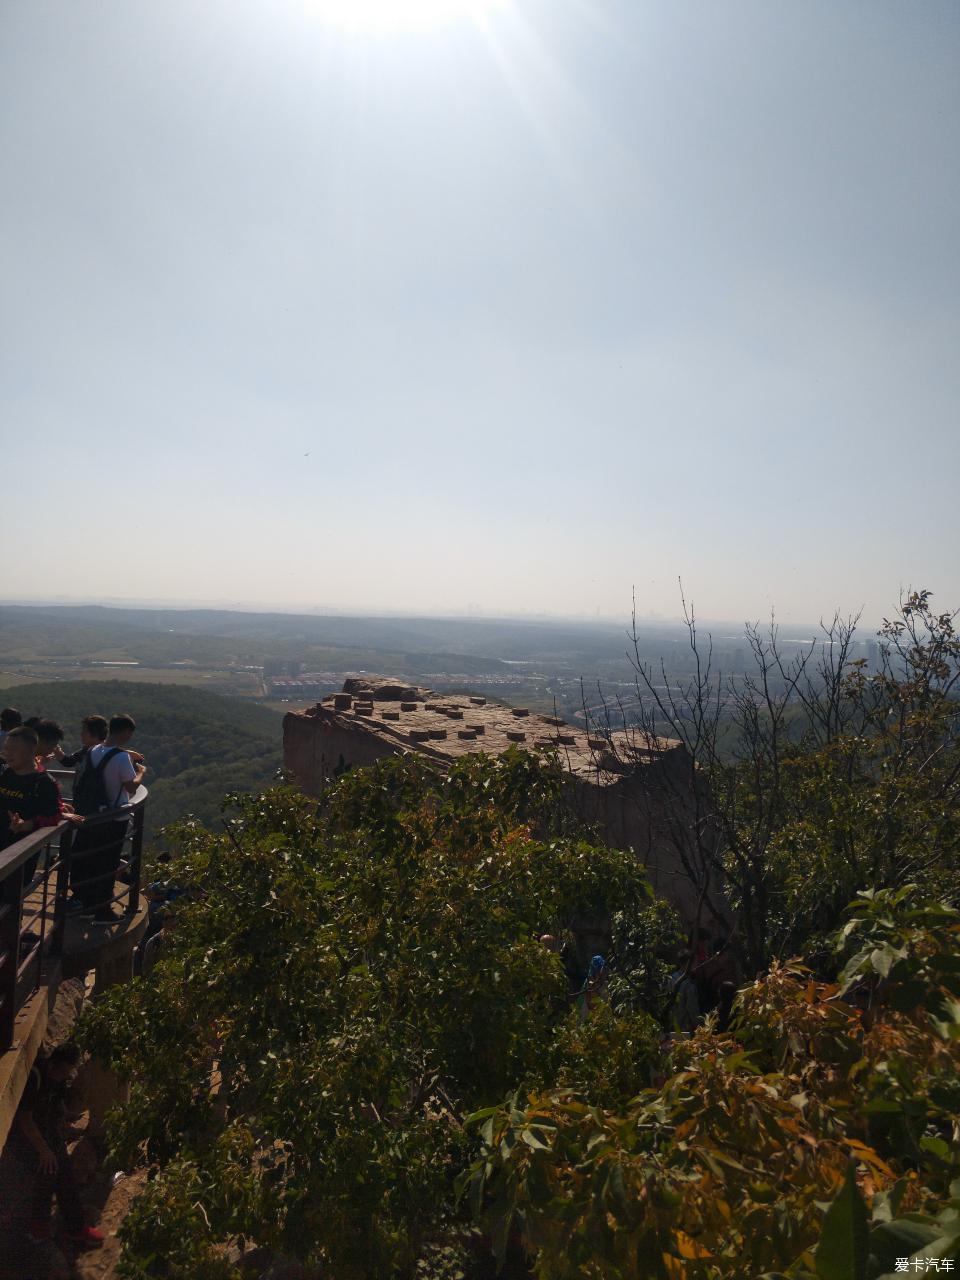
<box><xmin>48</xmin><ymin>771</ymin><xmax>148</xmax><ymax>921</ymax></box>
<box><xmin>0</xmin><ymin>782</ymin><xmax>147</xmax><ymax>1051</ymax></box>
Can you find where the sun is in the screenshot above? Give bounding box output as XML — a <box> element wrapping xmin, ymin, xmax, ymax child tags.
<box><xmin>305</xmin><ymin>0</ymin><xmax>505</xmax><ymax>31</ymax></box>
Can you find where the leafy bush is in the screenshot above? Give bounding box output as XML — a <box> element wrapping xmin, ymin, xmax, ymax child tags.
<box><xmin>543</xmin><ymin>1003</ymin><xmax>662</xmax><ymax>1109</ymax></box>
<box><xmin>464</xmin><ymin>888</ymin><xmax>960</xmax><ymax>1279</ymax></box>
<box><xmin>77</xmin><ymin>750</ymin><xmax>652</xmax><ymax>1278</ymax></box>
<box><xmin>606</xmin><ymin>896</ymin><xmax>686</xmax><ymax>1021</ymax></box>
<box><xmin>64</xmin><ymin>641</ymin><xmax>959</xmax><ymax>1278</ymax></box>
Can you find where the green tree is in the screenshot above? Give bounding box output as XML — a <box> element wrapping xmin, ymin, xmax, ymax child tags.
<box><xmin>78</xmin><ymin>749</ymin><xmax>653</xmax><ymax>1278</ymax></box>
<box><xmin>466</xmin><ymin>888</ymin><xmax>960</xmax><ymax>1279</ymax></box>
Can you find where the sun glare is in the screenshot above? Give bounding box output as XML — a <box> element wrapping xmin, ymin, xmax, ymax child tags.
<box><xmin>306</xmin><ymin>0</ymin><xmax>505</xmax><ymax>32</ymax></box>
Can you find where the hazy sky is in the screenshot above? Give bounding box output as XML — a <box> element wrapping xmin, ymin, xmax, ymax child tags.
<box><xmin>2</xmin><ymin>0</ymin><xmax>958</xmax><ymax>625</ymax></box>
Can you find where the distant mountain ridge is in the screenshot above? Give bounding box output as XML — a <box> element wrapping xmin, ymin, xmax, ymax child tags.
<box><xmin>0</xmin><ymin>602</ymin><xmax>702</xmax><ymax>668</ymax></box>
<box><xmin>0</xmin><ymin>601</ymin><xmax>635</xmax><ymax>652</ymax></box>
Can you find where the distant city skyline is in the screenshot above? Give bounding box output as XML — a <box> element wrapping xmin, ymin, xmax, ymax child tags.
<box><xmin>2</xmin><ymin>1</ymin><xmax>958</xmax><ymax>624</ymax></box>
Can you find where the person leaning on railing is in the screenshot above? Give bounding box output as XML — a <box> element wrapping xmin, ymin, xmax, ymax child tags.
<box><xmin>50</xmin><ymin>714</ymin><xmax>110</xmax><ymax>809</ymax></box>
<box><xmin>33</xmin><ymin>719</ymin><xmax>65</xmax><ymax>766</ymax></box>
<box><xmin>0</xmin><ymin>726</ymin><xmax>78</xmax><ymax>880</ymax></box>
<box><xmin>68</xmin><ymin>713</ymin><xmax>146</xmax><ymax>920</ymax></box>
<box><xmin>51</xmin><ymin>713</ymin><xmax>144</xmax><ymax>785</ymax></box>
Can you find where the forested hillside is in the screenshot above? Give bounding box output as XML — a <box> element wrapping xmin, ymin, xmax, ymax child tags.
<box><xmin>0</xmin><ymin>680</ymin><xmax>282</xmax><ymax>842</ymax></box>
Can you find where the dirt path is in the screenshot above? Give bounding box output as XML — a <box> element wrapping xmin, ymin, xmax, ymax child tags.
<box><xmin>69</xmin><ymin>1139</ymin><xmax>146</xmax><ymax>1280</ymax></box>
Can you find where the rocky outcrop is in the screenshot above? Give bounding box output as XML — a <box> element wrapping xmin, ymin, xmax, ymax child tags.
<box><xmin>342</xmin><ymin>676</ymin><xmax>433</xmax><ymax>702</ymax></box>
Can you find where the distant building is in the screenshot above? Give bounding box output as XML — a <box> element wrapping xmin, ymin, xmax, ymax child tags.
<box><xmin>264</xmin><ymin>660</ymin><xmax>303</xmax><ymax>678</ymax></box>
<box><xmin>283</xmin><ymin>677</ymin><xmax>728</xmax><ymax>928</ymax></box>
<box><xmin>267</xmin><ymin>672</ymin><xmax>342</xmax><ymax>699</ymax></box>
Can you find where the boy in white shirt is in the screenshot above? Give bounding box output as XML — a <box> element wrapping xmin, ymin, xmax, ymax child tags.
<box><xmin>71</xmin><ymin>714</ymin><xmax>147</xmax><ymax>920</ymax></box>
<box><xmin>87</xmin><ymin>714</ymin><xmax>146</xmax><ymax>809</ymax></box>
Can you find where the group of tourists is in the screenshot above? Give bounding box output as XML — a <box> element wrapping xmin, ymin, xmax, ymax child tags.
<box><xmin>1</xmin><ymin>706</ymin><xmax>151</xmax><ymax>1256</ymax></box>
<box><xmin>539</xmin><ymin>922</ymin><xmax>737</xmax><ymax>1037</ymax></box>
<box><xmin>0</xmin><ymin>706</ymin><xmax>147</xmax><ymax>921</ymax></box>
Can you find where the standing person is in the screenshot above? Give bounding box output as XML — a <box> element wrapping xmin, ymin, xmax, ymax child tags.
<box><xmin>703</xmin><ymin>935</ymin><xmax>735</xmax><ymax>1013</ymax></box>
<box><xmin>56</xmin><ymin>715</ymin><xmax>145</xmax><ymax>817</ymax></box>
<box><xmin>87</xmin><ymin>714</ymin><xmax>145</xmax><ymax>811</ymax></box>
<box><xmin>0</xmin><ymin>726</ymin><xmax>66</xmax><ymax>881</ymax></box>
<box><xmin>688</xmin><ymin>926</ymin><xmax>713</xmax><ymax>1014</ymax></box>
<box><xmin>715</xmin><ymin>981</ymin><xmax>737</xmax><ymax>1034</ymax></box>
<box><xmin>56</xmin><ymin>715</ymin><xmax>108</xmax><ymax>769</ymax></box>
<box><xmin>667</xmin><ymin>949</ymin><xmax>701</xmax><ymax>1035</ymax></box>
<box><xmin>139</xmin><ymin>902</ymin><xmax>179</xmax><ymax>977</ymax></box>
<box><xmin>0</xmin><ymin>706</ymin><xmax>22</xmax><ymax>752</ymax></box>
<box><xmin>34</xmin><ymin>720</ymin><xmax>66</xmax><ymax>768</ymax></box>
<box><xmin>9</xmin><ymin>1044</ymin><xmax>104</xmax><ymax>1251</ymax></box>
<box><xmin>539</xmin><ymin>931</ymin><xmax>586</xmax><ymax>997</ymax></box>
<box><xmin>55</xmin><ymin>715</ymin><xmax>108</xmax><ymax>810</ymax></box>
<box><xmin>70</xmin><ymin>714</ymin><xmax>146</xmax><ymax>919</ymax></box>
<box><xmin>56</xmin><ymin>715</ymin><xmax>144</xmax><ymax>774</ymax></box>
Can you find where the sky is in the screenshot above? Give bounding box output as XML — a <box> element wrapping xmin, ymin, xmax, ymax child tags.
<box><xmin>2</xmin><ymin>0</ymin><xmax>958</xmax><ymax>627</ymax></box>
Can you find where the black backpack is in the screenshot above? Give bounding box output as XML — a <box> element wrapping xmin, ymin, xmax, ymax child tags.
<box><xmin>73</xmin><ymin>746</ymin><xmax>123</xmax><ymax>816</ymax></box>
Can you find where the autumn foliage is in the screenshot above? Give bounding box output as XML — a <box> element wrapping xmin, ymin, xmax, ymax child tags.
<box><xmin>465</xmin><ymin>890</ymin><xmax>960</xmax><ymax>1279</ymax></box>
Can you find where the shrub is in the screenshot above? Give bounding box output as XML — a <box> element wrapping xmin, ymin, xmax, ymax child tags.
<box><xmin>464</xmin><ymin>889</ymin><xmax>960</xmax><ymax>1279</ymax></box>
<box><xmin>78</xmin><ymin>750</ymin><xmax>652</xmax><ymax>1277</ymax></box>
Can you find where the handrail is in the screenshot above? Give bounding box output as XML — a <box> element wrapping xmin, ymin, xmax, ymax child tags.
<box><xmin>0</xmin><ymin>820</ymin><xmax>70</xmax><ymax>879</ymax></box>
<box><xmin>0</xmin><ymin>784</ymin><xmax>148</xmax><ymax>874</ymax></box>
<box><xmin>45</xmin><ymin>767</ymin><xmax>147</xmax><ymax>819</ymax></box>
<box><xmin>0</xmin><ymin>783</ymin><xmax>149</xmax><ymax>1051</ymax></box>
<box><xmin>72</xmin><ymin>784</ymin><xmax>149</xmax><ymax>827</ymax></box>
<box><xmin>81</xmin><ymin>783</ymin><xmax>148</xmax><ymax>824</ymax></box>
<box><xmin>0</xmin><ymin>822</ymin><xmax>73</xmax><ymax>1051</ymax></box>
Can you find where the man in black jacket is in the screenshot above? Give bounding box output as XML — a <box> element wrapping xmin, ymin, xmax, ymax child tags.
<box><xmin>0</xmin><ymin>726</ymin><xmax>65</xmax><ymax>880</ymax></box>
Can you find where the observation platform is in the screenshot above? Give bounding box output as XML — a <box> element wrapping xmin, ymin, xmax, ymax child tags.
<box><xmin>0</xmin><ymin>783</ymin><xmax>149</xmax><ymax>1150</ymax></box>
